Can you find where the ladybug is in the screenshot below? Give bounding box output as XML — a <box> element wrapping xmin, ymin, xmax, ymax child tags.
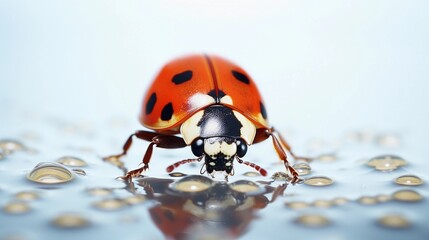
<box><xmin>104</xmin><ymin>54</ymin><xmax>306</xmax><ymax>183</ymax></box>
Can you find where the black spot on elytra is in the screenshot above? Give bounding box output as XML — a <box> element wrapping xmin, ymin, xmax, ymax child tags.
<box><xmin>163</xmin><ymin>209</ymin><xmax>175</xmax><ymax>221</ymax></box>
<box><xmin>160</xmin><ymin>102</ymin><xmax>174</xmax><ymax>121</ymax></box>
<box><xmin>145</xmin><ymin>92</ymin><xmax>157</xmax><ymax>115</ymax></box>
<box><xmin>172</xmin><ymin>70</ymin><xmax>193</xmax><ymax>84</ymax></box>
<box><xmin>232</xmin><ymin>70</ymin><xmax>250</xmax><ymax>84</ymax></box>
<box><xmin>260</xmin><ymin>102</ymin><xmax>267</xmax><ymax>119</ymax></box>
<box><xmin>207</xmin><ymin>89</ymin><xmax>226</xmax><ymax>103</ymax></box>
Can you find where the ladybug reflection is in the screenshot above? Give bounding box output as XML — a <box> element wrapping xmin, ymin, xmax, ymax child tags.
<box><xmin>136</xmin><ymin>175</ymin><xmax>286</xmax><ymax>240</ymax></box>
<box><xmin>104</xmin><ymin>54</ymin><xmax>308</xmax><ymax>183</ymax></box>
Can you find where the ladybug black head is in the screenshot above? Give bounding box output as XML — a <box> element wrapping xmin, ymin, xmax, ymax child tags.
<box><xmin>191</xmin><ymin>137</ymin><xmax>248</xmax><ymax>178</ymax></box>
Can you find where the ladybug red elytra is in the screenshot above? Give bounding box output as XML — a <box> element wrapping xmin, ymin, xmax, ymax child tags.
<box><xmin>104</xmin><ymin>54</ymin><xmax>306</xmax><ymax>183</ymax></box>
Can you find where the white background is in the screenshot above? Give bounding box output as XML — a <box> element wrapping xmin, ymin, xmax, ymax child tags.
<box><xmin>2</xmin><ymin>0</ymin><xmax>428</xmax><ymax>138</ymax></box>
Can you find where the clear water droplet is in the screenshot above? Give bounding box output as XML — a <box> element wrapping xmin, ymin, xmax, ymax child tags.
<box><xmin>72</xmin><ymin>168</ymin><xmax>86</xmax><ymax>176</ymax></box>
<box><xmin>367</xmin><ymin>155</ymin><xmax>406</xmax><ymax>171</ymax></box>
<box><xmin>312</xmin><ymin>199</ymin><xmax>333</xmax><ymax>208</ymax></box>
<box><xmin>86</xmin><ymin>188</ymin><xmax>113</xmax><ymax>196</ymax></box>
<box><xmin>51</xmin><ymin>213</ymin><xmax>91</xmax><ymax>228</ymax></box>
<box><xmin>317</xmin><ymin>154</ymin><xmax>337</xmax><ymax>162</ymax></box>
<box><xmin>3</xmin><ymin>202</ymin><xmax>31</xmax><ymax>214</ymax></box>
<box><xmin>169</xmin><ymin>175</ymin><xmax>214</xmax><ymax>193</ymax></box>
<box><xmin>93</xmin><ymin>199</ymin><xmax>126</xmax><ymax>211</ymax></box>
<box><xmin>392</xmin><ymin>190</ymin><xmax>423</xmax><ymax>202</ymax></box>
<box><xmin>295</xmin><ymin>214</ymin><xmax>331</xmax><ymax>227</ymax></box>
<box><xmin>229</xmin><ymin>180</ymin><xmax>261</xmax><ymax>194</ymax></box>
<box><xmin>27</xmin><ymin>162</ymin><xmax>74</xmax><ymax>184</ymax></box>
<box><xmin>56</xmin><ymin>156</ymin><xmax>87</xmax><ymax>167</ymax></box>
<box><xmin>243</xmin><ymin>171</ymin><xmax>261</xmax><ymax>177</ymax></box>
<box><xmin>123</xmin><ymin>195</ymin><xmax>146</xmax><ymax>205</ymax></box>
<box><xmin>395</xmin><ymin>175</ymin><xmax>423</xmax><ymax>186</ymax></box>
<box><xmin>332</xmin><ymin>197</ymin><xmax>348</xmax><ymax>206</ymax></box>
<box><xmin>15</xmin><ymin>191</ymin><xmax>40</xmax><ymax>201</ymax></box>
<box><xmin>358</xmin><ymin>196</ymin><xmax>378</xmax><ymax>205</ymax></box>
<box><xmin>304</xmin><ymin>176</ymin><xmax>333</xmax><ymax>186</ymax></box>
<box><xmin>0</xmin><ymin>139</ymin><xmax>27</xmax><ymax>154</ymax></box>
<box><xmin>271</xmin><ymin>172</ymin><xmax>292</xmax><ymax>181</ymax></box>
<box><xmin>293</xmin><ymin>162</ymin><xmax>311</xmax><ymax>176</ymax></box>
<box><xmin>168</xmin><ymin>172</ymin><xmax>187</xmax><ymax>177</ymax></box>
<box><xmin>285</xmin><ymin>201</ymin><xmax>309</xmax><ymax>210</ymax></box>
<box><xmin>377</xmin><ymin>134</ymin><xmax>401</xmax><ymax>148</ymax></box>
<box><xmin>378</xmin><ymin>214</ymin><xmax>410</xmax><ymax>229</ymax></box>
<box><xmin>375</xmin><ymin>194</ymin><xmax>392</xmax><ymax>203</ymax></box>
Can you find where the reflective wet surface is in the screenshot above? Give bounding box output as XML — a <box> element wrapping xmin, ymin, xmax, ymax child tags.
<box><xmin>1</xmin><ymin>115</ymin><xmax>428</xmax><ymax>240</ymax></box>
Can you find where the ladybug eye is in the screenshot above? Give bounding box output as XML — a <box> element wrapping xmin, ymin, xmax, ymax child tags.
<box><xmin>236</xmin><ymin>139</ymin><xmax>247</xmax><ymax>158</ymax></box>
<box><xmin>191</xmin><ymin>138</ymin><xmax>204</xmax><ymax>157</ymax></box>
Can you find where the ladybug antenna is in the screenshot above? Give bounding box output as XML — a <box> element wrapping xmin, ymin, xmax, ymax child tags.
<box><xmin>236</xmin><ymin>157</ymin><xmax>268</xmax><ymax>176</ymax></box>
<box><xmin>166</xmin><ymin>157</ymin><xmax>203</xmax><ymax>173</ymax></box>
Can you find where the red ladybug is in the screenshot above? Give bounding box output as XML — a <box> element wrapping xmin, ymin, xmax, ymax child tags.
<box><xmin>104</xmin><ymin>54</ymin><xmax>305</xmax><ymax>183</ymax></box>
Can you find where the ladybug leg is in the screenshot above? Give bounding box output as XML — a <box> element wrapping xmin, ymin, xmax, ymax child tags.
<box><xmin>236</xmin><ymin>157</ymin><xmax>268</xmax><ymax>176</ymax></box>
<box><xmin>103</xmin><ymin>131</ymin><xmax>187</xmax><ymax>181</ymax></box>
<box><xmin>103</xmin><ymin>130</ymin><xmax>160</xmax><ymax>163</ymax></box>
<box><xmin>254</xmin><ymin>128</ymin><xmax>302</xmax><ymax>184</ymax></box>
<box><xmin>271</xmin><ymin>127</ymin><xmax>312</xmax><ymax>162</ymax></box>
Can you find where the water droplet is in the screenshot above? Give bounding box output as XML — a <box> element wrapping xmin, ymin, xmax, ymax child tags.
<box><xmin>86</xmin><ymin>188</ymin><xmax>113</xmax><ymax>196</ymax></box>
<box><xmin>392</xmin><ymin>190</ymin><xmax>423</xmax><ymax>202</ymax></box>
<box><xmin>3</xmin><ymin>202</ymin><xmax>31</xmax><ymax>214</ymax></box>
<box><xmin>367</xmin><ymin>155</ymin><xmax>406</xmax><ymax>171</ymax></box>
<box><xmin>15</xmin><ymin>191</ymin><xmax>40</xmax><ymax>201</ymax></box>
<box><xmin>243</xmin><ymin>171</ymin><xmax>261</xmax><ymax>177</ymax></box>
<box><xmin>271</xmin><ymin>172</ymin><xmax>291</xmax><ymax>181</ymax></box>
<box><xmin>304</xmin><ymin>176</ymin><xmax>333</xmax><ymax>186</ymax></box>
<box><xmin>72</xmin><ymin>169</ymin><xmax>86</xmax><ymax>176</ymax></box>
<box><xmin>395</xmin><ymin>175</ymin><xmax>423</xmax><ymax>186</ymax></box>
<box><xmin>229</xmin><ymin>180</ymin><xmax>262</xmax><ymax>194</ymax></box>
<box><xmin>56</xmin><ymin>156</ymin><xmax>87</xmax><ymax>167</ymax></box>
<box><xmin>332</xmin><ymin>197</ymin><xmax>348</xmax><ymax>206</ymax></box>
<box><xmin>169</xmin><ymin>175</ymin><xmax>214</xmax><ymax>193</ymax></box>
<box><xmin>93</xmin><ymin>199</ymin><xmax>126</xmax><ymax>211</ymax></box>
<box><xmin>377</xmin><ymin>134</ymin><xmax>401</xmax><ymax>148</ymax></box>
<box><xmin>347</xmin><ymin>130</ymin><xmax>375</xmax><ymax>143</ymax></box>
<box><xmin>52</xmin><ymin>213</ymin><xmax>91</xmax><ymax>228</ymax></box>
<box><xmin>293</xmin><ymin>162</ymin><xmax>311</xmax><ymax>176</ymax></box>
<box><xmin>358</xmin><ymin>196</ymin><xmax>378</xmax><ymax>205</ymax></box>
<box><xmin>102</xmin><ymin>155</ymin><xmax>125</xmax><ymax>168</ymax></box>
<box><xmin>285</xmin><ymin>201</ymin><xmax>309</xmax><ymax>210</ymax></box>
<box><xmin>317</xmin><ymin>154</ymin><xmax>337</xmax><ymax>162</ymax></box>
<box><xmin>295</xmin><ymin>214</ymin><xmax>331</xmax><ymax>227</ymax></box>
<box><xmin>378</xmin><ymin>214</ymin><xmax>410</xmax><ymax>229</ymax></box>
<box><xmin>312</xmin><ymin>199</ymin><xmax>333</xmax><ymax>208</ymax></box>
<box><xmin>0</xmin><ymin>139</ymin><xmax>27</xmax><ymax>154</ymax></box>
<box><xmin>27</xmin><ymin>162</ymin><xmax>74</xmax><ymax>184</ymax></box>
<box><xmin>123</xmin><ymin>195</ymin><xmax>146</xmax><ymax>205</ymax></box>
<box><xmin>168</xmin><ymin>172</ymin><xmax>187</xmax><ymax>177</ymax></box>
<box><xmin>375</xmin><ymin>194</ymin><xmax>392</xmax><ymax>203</ymax></box>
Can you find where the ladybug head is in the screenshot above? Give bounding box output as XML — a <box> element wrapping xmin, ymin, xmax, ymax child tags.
<box><xmin>191</xmin><ymin>137</ymin><xmax>247</xmax><ymax>177</ymax></box>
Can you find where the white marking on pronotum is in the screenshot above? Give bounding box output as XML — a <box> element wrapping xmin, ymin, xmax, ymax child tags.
<box><xmin>233</xmin><ymin>110</ymin><xmax>256</xmax><ymax>144</ymax></box>
<box><xmin>180</xmin><ymin>110</ymin><xmax>204</xmax><ymax>145</ymax></box>
<box><xmin>220</xmin><ymin>95</ymin><xmax>233</xmax><ymax>105</ymax></box>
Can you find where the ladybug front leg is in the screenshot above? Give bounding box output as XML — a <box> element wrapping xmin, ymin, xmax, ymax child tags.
<box><xmin>254</xmin><ymin>128</ymin><xmax>302</xmax><ymax>184</ymax></box>
<box><xmin>272</xmin><ymin>127</ymin><xmax>312</xmax><ymax>162</ymax></box>
<box><xmin>103</xmin><ymin>131</ymin><xmax>187</xmax><ymax>181</ymax></box>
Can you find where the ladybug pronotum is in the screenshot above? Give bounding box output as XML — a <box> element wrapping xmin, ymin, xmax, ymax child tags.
<box><xmin>104</xmin><ymin>54</ymin><xmax>306</xmax><ymax>183</ymax></box>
